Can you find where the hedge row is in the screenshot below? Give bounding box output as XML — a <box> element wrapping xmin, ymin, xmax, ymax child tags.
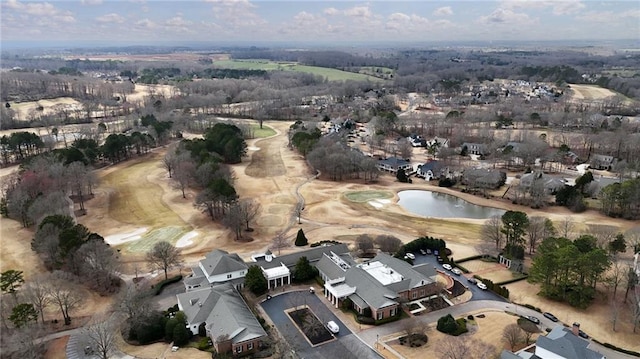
<box><xmin>473</xmin><ymin>275</ymin><xmax>510</xmax><ymax>299</ymax></box>
<box><xmin>152</xmin><ymin>275</ymin><xmax>183</xmax><ymax>296</ymax></box>
<box><xmin>494</xmin><ymin>275</ymin><xmax>529</xmax><ymax>286</ymax></box>
<box><xmin>517</xmin><ymin>303</ymin><xmax>542</xmax><ymax>313</ymax></box>
<box><xmin>451</xmin><ymin>262</ymin><xmax>470</xmax><ymax>274</ymax></box>
<box><xmin>310</xmin><ymin>240</ymin><xmax>342</xmax><ymax>247</ymax></box>
<box><xmin>454</xmin><ymin>254</ymin><xmax>485</xmax><ymax>263</ymax></box>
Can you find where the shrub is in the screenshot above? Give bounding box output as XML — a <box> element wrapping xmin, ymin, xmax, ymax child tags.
<box><xmin>128</xmin><ymin>311</ymin><xmax>167</xmax><ymax>344</ymax></box>
<box><xmin>152</xmin><ymin>275</ymin><xmax>183</xmax><ymax>296</ymax></box>
<box><xmin>197</xmin><ymin>337</ymin><xmax>211</xmax><ymax>350</ymax></box>
<box><xmin>357</xmin><ymin>316</ymin><xmax>375</xmax><ymax>325</ymax></box>
<box><xmin>295</xmin><ymin>229</ymin><xmax>308</xmax><ymax>246</ymax></box>
<box><xmin>310</xmin><ymin>240</ymin><xmax>341</xmax><ymax>247</ymax></box>
<box><xmin>437</xmin><ymin>314</ymin><xmax>458</xmax><ymax>334</ymax></box>
<box><xmin>467</xmin><ymin>315</ymin><xmax>474</xmax><ymax>320</ymax></box>
<box><xmin>438</xmin><ymin>178</ymin><xmax>455</xmax><ymax>187</ymax></box>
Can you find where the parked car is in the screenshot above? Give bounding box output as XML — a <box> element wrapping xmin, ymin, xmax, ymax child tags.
<box><xmin>406</xmin><ymin>253</ymin><xmax>415</xmax><ymax>260</ymax></box>
<box><xmin>442</xmin><ymin>264</ymin><xmax>453</xmax><ymax>271</ymax></box>
<box><xmin>524</xmin><ymin>316</ymin><xmax>540</xmax><ymax>324</ymax></box>
<box><xmin>467</xmin><ymin>277</ymin><xmax>477</xmax><ymax>284</ymax></box>
<box><xmin>477</xmin><ymin>282</ymin><xmax>487</xmax><ymax>290</ymax></box>
<box><xmin>327</xmin><ymin>321</ymin><xmax>339</xmax><ymax>334</ymax></box>
<box><xmin>420</xmin><ymin>249</ymin><xmax>427</xmax><ymax>255</ymax></box>
<box><xmin>451</xmin><ymin>268</ymin><xmax>462</xmax><ymax>275</ymax></box>
<box><xmin>426</xmin><ymin>249</ymin><xmax>432</xmax><ymax>254</ymax></box>
<box><xmin>543</xmin><ymin>312</ymin><xmax>558</xmax><ymax>322</ymax></box>
<box><xmin>578</xmin><ymin>330</ymin><xmax>589</xmax><ymax>339</ymax></box>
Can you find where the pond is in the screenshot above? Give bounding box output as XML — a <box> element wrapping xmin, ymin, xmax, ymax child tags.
<box><xmin>397</xmin><ymin>190</ymin><xmax>505</xmax><ymax>219</ymax></box>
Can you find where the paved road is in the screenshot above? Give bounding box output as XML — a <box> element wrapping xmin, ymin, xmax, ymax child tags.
<box><xmin>260</xmin><ymin>290</ymin><xmax>382</xmax><ymax>359</ymax></box>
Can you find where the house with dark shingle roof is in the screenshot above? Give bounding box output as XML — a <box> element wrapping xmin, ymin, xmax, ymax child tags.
<box><xmin>417</xmin><ymin>160</ymin><xmax>444</xmax><ymax>180</ymax></box>
<box><xmin>377</xmin><ymin>157</ymin><xmax>412</xmax><ymax>173</ymax></box>
<box><xmin>319</xmin><ymin>252</ymin><xmax>438</xmax><ymax>320</ymax></box>
<box><xmin>177</xmin><ymin>283</ymin><xmax>267</xmax><ymax>357</ymax></box>
<box><xmin>500</xmin><ymin>325</ymin><xmax>604</xmax><ymax>359</ymax></box>
<box><xmin>519</xmin><ymin>171</ymin><xmax>566</xmax><ymax>194</ymax></box>
<box><xmin>184</xmin><ymin>249</ymin><xmax>248</xmax><ymax>292</ymax></box>
<box><xmin>462</xmin><ymin>168</ymin><xmax>506</xmax><ymax>189</ymax></box>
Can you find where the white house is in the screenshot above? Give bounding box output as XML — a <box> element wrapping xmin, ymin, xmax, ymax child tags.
<box><xmin>184</xmin><ymin>249</ymin><xmax>248</xmax><ymax>292</ymax></box>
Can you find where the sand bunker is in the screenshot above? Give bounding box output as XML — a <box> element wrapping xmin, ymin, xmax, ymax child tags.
<box><xmin>176</xmin><ymin>231</ymin><xmax>199</xmax><ymax>248</ymax></box>
<box><xmin>104</xmin><ymin>227</ymin><xmax>148</xmax><ymax>245</ymax></box>
<box><xmin>247</xmin><ymin>146</ymin><xmax>260</xmax><ymax>151</ymax></box>
<box><xmin>368</xmin><ymin>199</ymin><xmax>391</xmax><ymax>208</ymax></box>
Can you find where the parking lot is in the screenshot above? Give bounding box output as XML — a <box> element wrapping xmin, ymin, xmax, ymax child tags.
<box><xmin>259</xmin><ymin>290</ymin><xmax>382</xmax><ymax>359</ymax></box>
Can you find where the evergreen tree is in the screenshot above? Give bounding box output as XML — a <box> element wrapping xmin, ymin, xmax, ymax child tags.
<box><xmin>295</xmin><ymin>228</ymin><xmax>308</xmax><ymax>246</ymax></box>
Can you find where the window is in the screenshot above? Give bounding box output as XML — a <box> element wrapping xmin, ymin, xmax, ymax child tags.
<box><xmin>227</xmin><ymin>274</ymin><xmax>232</xmax><ymax>279</ymax></box>
<box><xmin>412</xmin><ymin>291</ymin><xmax>418</xmax><ymax>299</ymax></box>
<box><xmin>236</xmin><ymin>345</ymin><xmax>242</xmax><ymax>353</ymax></box>
<box><xmin>377</xmin><ymin>312</ymin><xmax>383</xmax><ymax>320</ymax></box>
<box><xmin>248</xmin><ymin>342</ymin><xmax>253</xmax><ymax>350</ymax></box>
<box><xmin>390</xmin><ymin>308</ymin><xmax>396</xmax><ymax>316</ymax></box>
<box><xmin>420</xmin><ymin>289</ymin><xmax>425</xmax><ymax>297</ymax></box>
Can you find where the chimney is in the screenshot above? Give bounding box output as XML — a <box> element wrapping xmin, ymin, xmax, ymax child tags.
<box><xmin>572</xmin><ymin>322</ymin><xmax>580</xmax><ymax>336</ymax></box>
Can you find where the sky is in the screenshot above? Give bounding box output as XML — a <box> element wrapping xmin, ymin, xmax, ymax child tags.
<box><xmin>1</xmin><ymin>0</ymin><xmax>639</xmax><ymax>47</ymax></box>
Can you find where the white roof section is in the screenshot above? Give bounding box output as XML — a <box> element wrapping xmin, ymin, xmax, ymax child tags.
<box><xmin>325</xmin><ymin>278</ymin><xmax>357</xmax><ymax>298</ymax></box>
<box><xmin>357</xmin><ymin>261</ymin><xmax>404</xmax><ymax>286</ymax></box>
<box><xmin>262</xmin><ymin>263</ymin><xmax>290</xmax><ymax>278</ymax></box>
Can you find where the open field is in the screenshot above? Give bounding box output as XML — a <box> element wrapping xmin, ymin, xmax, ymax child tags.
<box><xmin>386</xmin><ymin>310</ymin><xmax>523</xmax><ymax>359</ymax></box>
<box><xmin>8</xmin><ymin>97</ymin><xmax>82</xmax><ymax>121</ymax></box>
<box><xmin>213</xmin><ymin>59</ymin><xmax>384</xmax><ymax>82</ymax></box>
<box><xmin>568</xmin><ymin>84</ymin><xmax>621</xmax><ymax>100</ymax></box>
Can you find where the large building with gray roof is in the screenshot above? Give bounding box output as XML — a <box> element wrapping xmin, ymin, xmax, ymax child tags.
<box><xmin>320</xmin><ymin>252</ymin><xmax>438</xmax><ymax>320</ymax></box>
<box><xmin>500</xmin><ymin>324</ymin><xmax>604</xmax><ymax>359</ymax></box>
<box><xmin>177</xmin><ymin>282</ymin><xmax>267</xmax><ymax>357</ymax></box>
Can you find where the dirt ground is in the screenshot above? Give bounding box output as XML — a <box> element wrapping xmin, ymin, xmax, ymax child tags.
<box><xmin>386</xmin><ymin>310</ymin><xmax>524</xmax><ymax>359</ymax></box>
<box><xmin>44</xmin><ymin>336</ymin><xmax>68</xmax><ymax>359</ymax></box>
<box><xmin>117</xmin><ymin>334</ymin><xmax>212</xmax><ymax>359</ymax></box>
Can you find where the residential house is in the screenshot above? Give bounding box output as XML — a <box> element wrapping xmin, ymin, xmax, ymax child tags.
<box><xmin>417</xmin><ymin>160</ymin><xmax>444</xmax><ymax>181</ymax></box>
<box><xmin>590</xmin><ymin>154</ymin><xmax>616</xmax><ymax>171</ymax></box>
<box><xmin>377</xmin><ymin>157</ymin><xmax>412</xmax><ymax>173</ymax></box>
<box><xmin>461</xmin><ymin>142</ymin><xmax>487</xmax><ymax>156</ymax></box>
<box><xmin>250</xmin><ymin>244</ymin><xmax>351</xmax><ymax>290</ymax></box>
<box><xmin>184</xmin><ymin>249</ymin><xmax>248</xmax><ymax>292</ymax></box>
<box><xmin>519</xmin><ymin>172</ymin><xmax>566</xmax><ymax>195</ymax></box>
<box><xmin>317</xmin><ymin>252</ymin><xmax>438</xmax><ymax>320</ymax></box>
<box><xmin>500</xmin><ymin>324</ymin><xmax>604</xmax><ymax>359</ymax></box>
<box><xmin>462</xmin><ymin>168</ymin><xmax>506</xmax><ymax>189</ymax></box>
<box><xmin>407</xmin><ymin>134</ymin><xmax>426</xmax><ymax>147</ymax></box>
<box><xmin>177</xmin><ymin>283</ymin><xmax>267</xmax><ymax>357</ymax></box>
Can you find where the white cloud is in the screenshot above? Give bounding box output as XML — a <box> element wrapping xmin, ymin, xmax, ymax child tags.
<box><xmin>96</xmin><ymin>13</ymin><xmax>125</xmax><ymax>24</ymax></box>
<box><xmin>81</xmin><ymin>0</ymin><xmax>103</xmax><ymax>5</ymax></box>
<box><xmin>344</xmin><ymin>6</ymin><xmax>372</xmax><ymax>19</ymax></box>
<box><xmin>208</xmin><ymin>0</ymin><xmax>265</xmax><ymax>28</ymax></box>
<box><xmin>135</xmin><ymin>18</ymin><xmax>156</xmax><ymax>29</ymax></box>
<box><xmin>501</xmin><ymin>0</ymin><xmax>585</xmax><ymax>15</ymax></box>
<box><xmin>433</xmin><ymin>6</ymin><xmax>453</xmax><ymax>17</ymax></box>
<box><xmin>2</xmin><ymin>0</ymin><xmax>75</xmax><ymax>22</ymax></box>
<box><xmin>323</xmin><ymin>7</ymin><xmax>338</xmax><ymax>16</ymax></box>
<box><xmin>479</xmin><ymin>8</ymin><xmax>534</xmax><ymax>24</ymax></box>
<box><xmin>577</xmin><ymin>9</ymin><xmax>640</xmax><ymax>23</ymax></box>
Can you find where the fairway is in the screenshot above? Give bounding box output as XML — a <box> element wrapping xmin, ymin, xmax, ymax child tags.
<box><xmin>213</xmin><ymin>59</ymin><xmax>384</xmax><ymax>82</ymax></box>
<box><xmin>101</xmin><ymin>155</ymin><xmax>192</xmax><ymax>251</ymax></box>
<box><xmin>344</xmin><ymin>190</ymin><xmax>394</xmax><ymax>203</ymax></box>
<box><xmin>251</xmin><ymin>123</ymin><xmax>276</xmax><ymax>138</ymax></box>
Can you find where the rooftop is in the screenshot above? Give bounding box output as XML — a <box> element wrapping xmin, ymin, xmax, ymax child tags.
<box><xmin>357</xmin><ymin>261</ymin><xmax>404</xmax><ymax>286</ymax></box>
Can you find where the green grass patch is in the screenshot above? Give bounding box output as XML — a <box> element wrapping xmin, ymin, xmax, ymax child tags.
<box><xmin>213</xmin><ymin>59</ymin><xmax>384</xmax><ymax>82</ymax></box>
<box><xmin>344</xmin><ymin>190</ymin><xmax>394</xmax><ymax>203</ymax></box>
<box><xmin>250</xmin><ymin>124</ymin><xmax>276</xmax><ymax>138</ymax></box>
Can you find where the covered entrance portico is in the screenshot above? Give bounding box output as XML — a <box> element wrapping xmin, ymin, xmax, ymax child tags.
<box><xmin>323</xmin><ymin>277</ymin><xmax>356</xmax><ymax>308</ymax></box>
<box><xmin>262</xmin><ymin>263</ymin><xmax>290</xmax><ymax>290</ymax></box>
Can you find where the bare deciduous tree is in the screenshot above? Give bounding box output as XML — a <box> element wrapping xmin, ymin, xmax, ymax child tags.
<box><xmin>22</xmin><ymin>276</ymin><xmax>50</xmax><ymax>324</ymax></box>
<box><xmin>172</xmin><ymin>153</ymin><xmax>196</xmax><ymax>198</ymax></box>
<box><xmin>115</xmin><ymin>284</ymin><xmax>151</xmax><ymax>321</ymax></box>
<box><xmin>436</xmin><ymin>336</ymin><xmax>496</xmax><ymax>359</ymax></box>
<box><xmin>270</xmin><ymin>232</ymin><xmax>290</xmax><ymax>255</ymax></box>
<box><xmin>502</xmin><ymin>323</ymin><xmax>523</xmax><ymax>351</ymax></box>
<box><xmin>589</xmin><ymin>224</ymin><xmax>618</xmax><ymax>249</ymax></box>
<box><xmin>375</xmin><ymin>235</ymin><xmax>402</xmax><ymax>254</ymax></box>
<box><xmin>238</xmin><ymin>198</ymin><xmax>260</xmax><ymax>231</ymax></box>
<box><xmin>527</xmin><ymin>216</ymin><xmax>546</xmax><ymax>254</ymax></box>
<box><xmin>355</xmin><ymin>234</ymin><xmax>375</xmax><ymax>255</ymax></box>
<box><xmin>481</xmin><ymin>214</ymin><xmax>503</xmax><ymax>250</ymax></box>
<box><xmin>146</xmin><ymin>241</ymin><xmax>182</xmax><ymax>280</ymax></box>
<box><xmin>559</xmin><ymin>216</ymin><xmax>575</xmax><ymax>239</ymax></box>
<box><xmin>85</xmin><ymin>316</ymin><xmax>118</xmax><ymax>359</ymax></box>
<box><xmin>47</xmin><ymin>272</ymin><xmax>83</xmax><ymax>325</ymax></box>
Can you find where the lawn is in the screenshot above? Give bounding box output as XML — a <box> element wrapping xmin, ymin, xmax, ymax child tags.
<box><xmin>251</xmin><ymin>123</ymin><xmax>277</xmax><ymax>138</ymax></box>
<box><xmin>101</xmin><ymin>154</ymin><xmax>192</xmax><ymax>251</ymax></box>
<box><xmin>344</xmin><ymin>190</ymin><xmax>394</xmax><ymax>203</ymax></box>
<box><xmin>213</xmin><ymin>59</ymin><xmax>384</xmax><ymax>82</ymax></box>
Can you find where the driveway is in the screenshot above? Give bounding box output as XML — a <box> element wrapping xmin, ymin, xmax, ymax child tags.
<box><xmin>410</xmin><ymin>251</ymin><xmax>508</xmax><ymax>302</ymax></box>
<box><xmin>259</xmin><ymin>290</ymin><xmax>382</xmax><ymax>359</ymax></box>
